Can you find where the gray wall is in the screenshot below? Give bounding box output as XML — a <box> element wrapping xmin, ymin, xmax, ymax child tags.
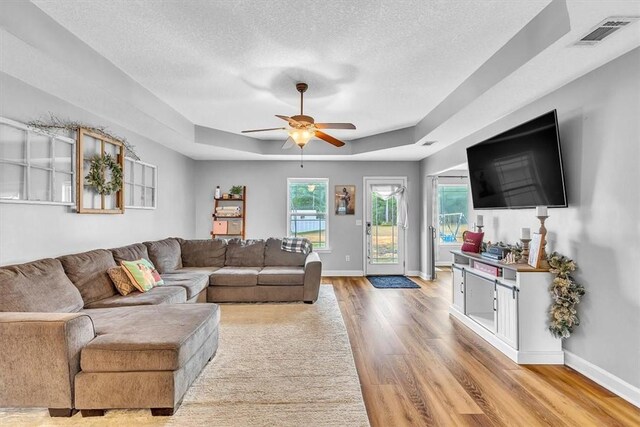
<box><xmin>0</xmin><ymin>73</ymin><xmax>197</xmax><ymax>265</ymax></box>
<box><xmin>194</xmin><ymin>160</ymin><xmax>421</xmax><ymax>273</ymax></box>
<box><xmin>421</xmin><ymin>48</ymin><xmax>640</xmax><ymax>388</ymax></box>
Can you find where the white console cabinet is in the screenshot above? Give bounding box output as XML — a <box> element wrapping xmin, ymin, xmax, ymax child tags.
<box><xmin>450</xmin><ymin>250</ymin><xmax>563</xmax><ymax>364</ymax></box>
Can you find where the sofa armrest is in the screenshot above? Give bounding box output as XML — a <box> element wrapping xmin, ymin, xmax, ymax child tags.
<box><xmin>303</xmin><ymin>252</ymin><xmax>322</xmax><ymax>303</ymax></box>
<box><xmin>0</xmin><ymin>312</ymin><xmax>95</xmax><ymax>409</ymax></box>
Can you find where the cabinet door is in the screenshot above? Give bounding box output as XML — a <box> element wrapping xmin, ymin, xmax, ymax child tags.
<box><xmin>496</xmin><ymin>283</ymin><xmax>519</xmax><ymax>349</ymax></box>
<box><xmin>452</xmin><ymin>265</ymin><xmax>465</xmax><ymax>312</ymax></box>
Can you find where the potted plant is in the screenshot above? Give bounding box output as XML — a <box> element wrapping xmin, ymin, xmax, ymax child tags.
<box><xmin>230</xmin><ymin>185</ymin><xmax>243</xmax><ymax>199</ymax></box>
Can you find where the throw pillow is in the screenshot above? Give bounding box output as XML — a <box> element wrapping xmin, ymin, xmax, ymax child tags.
<box><xmin>461</xmin><ymin>231</ymin><xmax>484</xmax><ymax>253</ymax></box>
<box><xmin>138</xmin><ymin>258</ymin><xmax>164</xmax><ymax>285</ymax></box>
<box><xmin>107</xmin><ymin>266</ymin><xmax>137</xmax><ymax>296</ymax></box>
<box><xmin>121</xmin><ymin>260</ymin><xmax>157</xmax><ymax>292</ymax></box>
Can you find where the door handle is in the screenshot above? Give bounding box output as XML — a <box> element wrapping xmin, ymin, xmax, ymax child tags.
<box><xmin>366</xmin><ymin>222</ymin><xmax>372</xmax><ymax>235</ymax></box>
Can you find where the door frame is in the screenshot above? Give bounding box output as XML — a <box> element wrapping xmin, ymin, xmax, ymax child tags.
<box><xmin>362</xmin><ymin>176</ymin><xmax>408</xmax><ymax>276</ymax></box>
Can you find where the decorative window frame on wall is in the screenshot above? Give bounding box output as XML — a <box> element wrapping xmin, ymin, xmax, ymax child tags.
<box><xmin>124</xmin><ymin>157</ymin><xmax>157</xmax><ymax>209</ymax></box>
<box><xmin>0</xmin><ymin>116</ymin><xmax>76</xmax><ymax>206</ymax></box>
<box><xmin>77</xmin><ymin>127</ymin><xmax>125</xmax><ymax>214</ymax></box>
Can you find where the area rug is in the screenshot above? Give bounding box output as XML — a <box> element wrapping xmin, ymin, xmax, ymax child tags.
<box><xmin>367</xmin><ymin>275</ymin><xmax>420</xmax><ymax>289</ymax></box>
<box><xmin>0</xmin><ymin>285</ymin><xmax>370</xmax><ymax>427</ymax></box>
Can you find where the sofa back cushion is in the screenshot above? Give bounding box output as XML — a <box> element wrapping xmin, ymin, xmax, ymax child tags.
<box><xmin>110</xmin><ymin>243</ymin><xmax>149</xmax><ymax>264</ymax></box>
<box><xmin>225</xmin><ymin>239</ymin><xmax>265</xmax><ymax>267</ymax></box>
<box><xmin>58</xmin><ymin>249</ymin><xmax>117</xmax><ymax>305</ymax></box>
<box><xmin>0</xmin><ymin>258</ymin><xmax>84</xmax><ymax>312</ymax></box>
<box><xmin>181</xmin><ymin>239</ymin><xmax>226</xmax><ymax>267</ymax></box>
<box><xmin>144</xmin><ymin>238</ymin><xmax>182</xmax><ymax>273</ymax></box>
<box><xmin>264</xmin><ymin>238</ymin><xmax>307</xmax><ymax>267</ymax></box>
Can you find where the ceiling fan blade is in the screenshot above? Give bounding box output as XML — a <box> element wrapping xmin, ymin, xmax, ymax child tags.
<box><xmin>275</xmin><ymin>114</ymin><xmax>302</xmax><ymax>127</ymax></box>
<box><xmin>282</xmin><ymin>137</ymin><xmax>295</xmax><ymax>149</ymax></box>
<box><xmin>314</xmin><ymin>123</ymin><xmax>356</xmax><ymax>130</ymax></box>
<box><xmin>241</xmin><ymin>127</ymin><xmax>286</xmax><ymax>133</ymax></box>
<box><xmin>315</xmin><ymin>130</ymin><xmax>345</xmax><ymax>147</ymax></box>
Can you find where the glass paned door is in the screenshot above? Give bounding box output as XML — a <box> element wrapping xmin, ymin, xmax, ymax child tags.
<box><xmin>365</xmin><ymin>178</ymin><xmax>406</xmax><ymax>275</ymax></box>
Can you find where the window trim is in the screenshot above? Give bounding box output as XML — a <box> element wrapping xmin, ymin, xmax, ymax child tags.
<box><xmin>286</xmin><ymin>177</ymin><xmax>330</xmax><ymax>252</ymax></box>
<box><xmin>124</xmin><ymin>157</ymin><xmax>157</xmax><ymax>210</ymax></box>
<box><xmin>0</xmin><ymin>116</ymin><xmax>76</xmax><ymax>206</ymax></box>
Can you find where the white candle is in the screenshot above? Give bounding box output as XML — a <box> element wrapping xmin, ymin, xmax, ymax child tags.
<box><xmin>476</xmin><ymin>215</ymin><xmax>484</xmax><ymax>226</ymax></box>
<box><xmin>536</xmin><ymin>206</ymin><xmax>548</xmax><ymax>217</ymax></box>
<box><xmin>521</xmin><ymin>227</ymin><xmax>530</xmax><ymax>240</ymax></box>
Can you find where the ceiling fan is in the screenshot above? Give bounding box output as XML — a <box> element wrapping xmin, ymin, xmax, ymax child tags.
<box><xmin>242</xmin><ymin>82</ymin><xmax>356</xmax><ymax>149</ymax></box>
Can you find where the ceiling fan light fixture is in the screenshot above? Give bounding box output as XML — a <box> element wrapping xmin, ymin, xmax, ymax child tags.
<box><xmin>290</xmin><ymin>129</ymin><xmax>315</xmax><ymax>147</ymax></box>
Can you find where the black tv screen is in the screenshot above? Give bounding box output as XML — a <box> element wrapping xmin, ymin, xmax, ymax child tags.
<box><xmin>467</xmin><ymin>110</ymin><xmax>567</xmax><ymax>209</ymax></box>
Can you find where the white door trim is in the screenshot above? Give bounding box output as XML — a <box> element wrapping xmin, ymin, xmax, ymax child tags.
<box><xmin>362</xmin><ymin>176</ymin><xmax>408</xmax><ymax>276</ymax></box>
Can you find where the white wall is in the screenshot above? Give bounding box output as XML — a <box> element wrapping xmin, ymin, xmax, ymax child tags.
<box><xmin>421</xmin><ymin>48</ymin><xmax>640</xmax><ymax>389</ymax></box>
<box><xmin>0</xmin><ymin>73</ymin><xmax>197</xmax><ymax>265</ymax></box>
<box><xmin>194</xmin><ymin>160</ymin><xmax>421</xmax><ymax>273</ymax></box>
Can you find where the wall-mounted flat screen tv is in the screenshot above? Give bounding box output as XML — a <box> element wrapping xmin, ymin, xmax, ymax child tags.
<box><xmin>467</xmin><ymin>110</ymin><xmax>567</xmax><ymax>209</ymax></box>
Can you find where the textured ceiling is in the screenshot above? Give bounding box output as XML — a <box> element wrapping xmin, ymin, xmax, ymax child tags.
<box><xmin>32</xmin><ymin>0</ymin><xmax>549</xmax><ymax>140</ymax></box>
<box><xmin>15</xmin><ymin>0</ymin><xmax>640</xmax><ymax>161</ymax></box>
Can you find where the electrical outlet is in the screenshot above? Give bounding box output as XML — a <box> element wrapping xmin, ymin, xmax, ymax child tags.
<box><xmin>355</xmin><ymin>219</ymin><xmax>362</xmax><ymax>226</ymax></box>
<box><xmin>345</xmin><ymin>255</ymin><xmax>350</xmax><ymax>262</ymax></box>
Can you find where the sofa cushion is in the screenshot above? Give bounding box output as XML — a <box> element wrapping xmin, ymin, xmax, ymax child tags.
<box><xmin>160</xmin><ymin>273</ymin><xmax>209</xmax><ymax>299</ymax></box>
<box><xmin>181</xmin><ymin>239</ymin><xmax>226</xmax><ymax>267</ymax></box>
<box><xmin>144</xmin><ymin>238</ymin><xmax>183</xmax><ymax>273</ymax></box>
<box><xmin>264</xmin><ymin>238</ymin><xmax>307</xmax><ymax>267</ymax></box>
<box><xmin>58</xmin><ymin>249</ymin><xmax>117</xmax><ymax>305</ymax></box>
<box><xmin>83</xmin><ymin>286</ymin><xmax>187</xmax><ymax>309</ymax></box>
<box><xmin>224</xmin><ymin>239</ymin><xmax>265</xmax><ymax>267</ymax></box>
<box><xmin>110</xmin><ymin>243</ymin><xmax>149</xmax><ymax>264</ymax></box>
<box><xmin>0</xmin><ymin>258</ymin><xmax>84</xmax><ymax>313</ymax></box>
<box><xmin>210</xmin><ymin>267</ymin><xmax>260</xmax><ymax>287</ymax></box>
<box><xmin>177</xmin><ymin>267</ymin><xmax>220</xmax><ymax>275</ymax></box>
<box><xmin>81</xmin><ymin>303</ymin><xmax>219</xmax><ymax>372</ymax></box>
<box><xmin>258</xmin><ymin>266</ymin><xmax>305</xmax><ymax>286</ymax></box>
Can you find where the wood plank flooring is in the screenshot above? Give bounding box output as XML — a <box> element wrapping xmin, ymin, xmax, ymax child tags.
<box><xmin>326</xmin><ymin>272</ymin><xmax>640</xmax><ymax>427</ymax></box>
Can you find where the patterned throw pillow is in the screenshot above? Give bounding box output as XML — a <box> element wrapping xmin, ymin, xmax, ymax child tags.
<box><xmin>107</xmin><ymin>266</ymin><xmax>137</xmax><ymax>296</ymax></box>
<box><xmin>121</xmin><ymin>260</ymin><xmax>157</xmax><ymax>292</ymax></box>
<box><xmin>139</xmin><ymin>258</ymin><xmax>164</xmax><ymax>285</ymax></box>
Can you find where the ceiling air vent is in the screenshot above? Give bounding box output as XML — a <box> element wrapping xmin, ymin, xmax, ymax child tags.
<box><xmin>575</xmin><ymin>16</ymin><xmax>639</xmax><ymax>46</ymax></box>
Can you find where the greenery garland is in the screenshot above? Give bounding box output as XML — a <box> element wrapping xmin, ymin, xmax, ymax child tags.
<box><xmin>86</xmin><ymin>154</ymin><xmax>123</xmax><ymax>195</ymax></box>
<box><xmin>547</xmin><ymin>252</ymin><xmax>585</xmax><ymax>338</ymax></box>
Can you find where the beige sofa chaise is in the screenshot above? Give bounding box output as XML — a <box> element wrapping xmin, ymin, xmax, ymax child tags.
<box><xmin>0</xmin><ymin>237</ymin><xmax>321</xmax><ymax>417</ymax></box>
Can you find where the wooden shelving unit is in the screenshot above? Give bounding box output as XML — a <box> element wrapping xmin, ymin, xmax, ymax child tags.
<box><xmin>211</xmin><ymin>186</ymin><xmax>246</xmax><ymax>239</ymax></box>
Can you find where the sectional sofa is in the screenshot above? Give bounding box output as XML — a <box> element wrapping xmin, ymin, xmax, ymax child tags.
<box><xmin>0</xmin><ymin>237</ymin><xmax>322</xmax><ymax>417</ymax></box>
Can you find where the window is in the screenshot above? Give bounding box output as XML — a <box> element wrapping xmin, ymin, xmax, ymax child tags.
<box><xmin>0</xmin><ymin>117</ymin><xmax>75</xmax><ymax>205</ymax></box>
<box><xmin>124</xmin><ymin>158</ymin><xmax>157</xmax><ymax>209</ymax></box>
<box><xmin>287</xmin><ymin>178</ymin><xmax>329</xmax><ymax>250</ymax></box>
<box><xmin>438</xmin><ymin>184</ymin><xmax>469</xmax><ymax>244</ymax></box>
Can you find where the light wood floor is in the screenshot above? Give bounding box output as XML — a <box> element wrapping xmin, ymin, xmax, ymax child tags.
<box><xmin>326</xmin><ymin>272</ymin><xmax>640</xmax><ymax>427</ymax></box>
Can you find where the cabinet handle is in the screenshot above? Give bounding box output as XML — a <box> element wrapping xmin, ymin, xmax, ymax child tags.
<box><xmin>493</xmin><ymin>297</ymin><xmax>497</xmax><ymax>312</ymax></box>
<box><xmin>460</xmin><ymin>282</ymin><xmax>464</xmax><ymax>294</ymax></box>
<box><xmin>512</xmin><ymin>286</ymin><xmax>516</xmax><ymax>299</ymax></box>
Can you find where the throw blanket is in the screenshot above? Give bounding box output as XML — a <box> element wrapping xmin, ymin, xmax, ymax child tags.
<box><xmin>281</xmin><ymin>237</ymin><xmax>312</xmax><ymax>254</ymax></box>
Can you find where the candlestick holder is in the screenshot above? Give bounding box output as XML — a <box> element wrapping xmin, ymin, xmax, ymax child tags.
<box><xmin>537</xmin><ymin>215</ymin><xmax>550</xmax><ymax>269</ymax></box>
<box><xmin>519</xmin><ymin>238</ymin><xmax>531</xmax><ymax>263</ymax></box>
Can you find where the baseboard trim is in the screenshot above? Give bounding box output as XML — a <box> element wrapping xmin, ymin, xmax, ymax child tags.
<box><xmin>564</xmin><ymin>350</ymin><xmax>640</xmax><ymax>408</ymax></box>
<box><xmin>322</xmin><ymin>270</ymin><xmax>364</xmax><ymax>277</ymax></box>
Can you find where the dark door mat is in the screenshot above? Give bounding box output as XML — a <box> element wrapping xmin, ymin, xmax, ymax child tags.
<box><xmin>366</xmin><ymin>275</ymin><xmax>420</xmax><ymax>289</ymax></box>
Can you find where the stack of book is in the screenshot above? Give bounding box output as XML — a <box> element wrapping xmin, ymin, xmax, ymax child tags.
<box><xmin>215</xmin><ymin>206</ymin><xmax>241</xmax><ymax>217</ymax></box>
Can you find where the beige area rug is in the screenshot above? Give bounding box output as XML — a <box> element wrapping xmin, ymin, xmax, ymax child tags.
<box><xmin>0</xmin><ymin>285</ymin><xmax>370</xmax><ymax>426</ymax></box>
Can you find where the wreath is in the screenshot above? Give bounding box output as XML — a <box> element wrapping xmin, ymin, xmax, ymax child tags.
<box><xmin>86</xmin><ymin>154</ymin><xmax>123</xmax><ymax>195</ymax></box>
<box><xmin>547</xmin><ymin>252</ymin><xmax>585</xmax><ymax>338</ymax></box>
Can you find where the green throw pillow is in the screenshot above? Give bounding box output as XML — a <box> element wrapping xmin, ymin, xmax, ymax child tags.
<box><xmin>139</xmin><ymin>258</ymin><xmax>164</xmax><ymax>285</ymax></box>
<box><xmin>121</xmin><ymin>259</ymin><xmax>157</xmax><ymax>292</ymax></box>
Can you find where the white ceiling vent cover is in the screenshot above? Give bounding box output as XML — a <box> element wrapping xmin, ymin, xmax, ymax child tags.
<box><xmin>575</xmin><ymin>17</ymin><xmax>639</xmax><ymax>46</ymax></box>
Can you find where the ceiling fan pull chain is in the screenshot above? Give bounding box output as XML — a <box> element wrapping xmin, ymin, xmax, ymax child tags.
<box><xmin>300</xmin><ymin>147</ymin><xmax>304</xmax><ymax>168</ymax></box>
